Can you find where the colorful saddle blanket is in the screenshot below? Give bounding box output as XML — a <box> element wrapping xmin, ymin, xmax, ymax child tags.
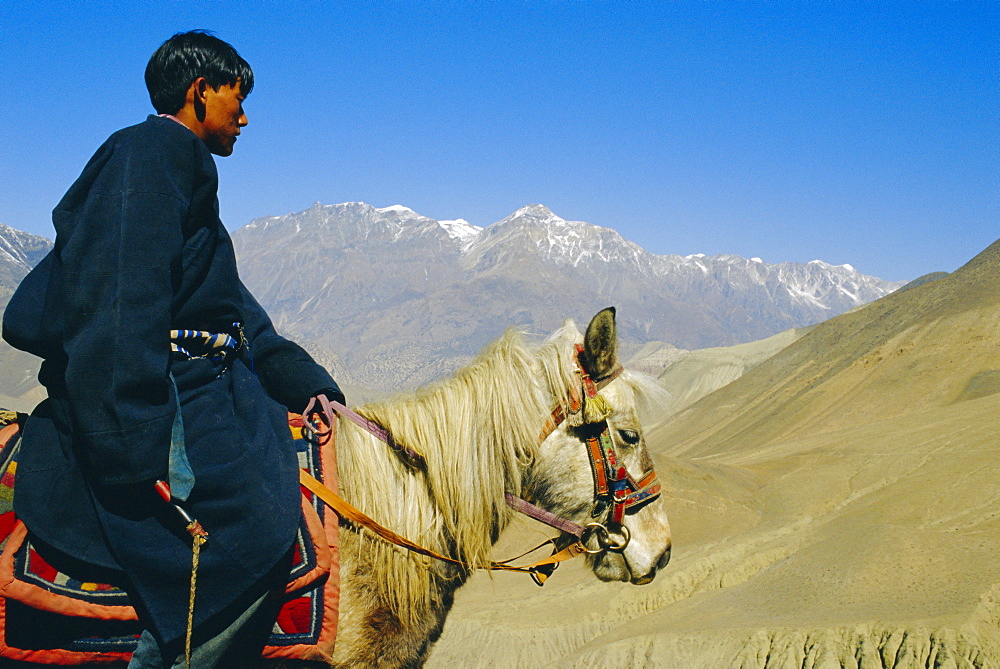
<box><xmin>0</xmin><ymin>411</ymin><xmax>340</xmax><ymax>665</ymax></box>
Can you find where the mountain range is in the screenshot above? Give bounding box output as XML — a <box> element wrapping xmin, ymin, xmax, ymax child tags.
<box><xmin>232</xmin><ymin>202</ymin><xmax>905</xmax><ymax>390</ymax></box>
<box><xmin>0</xmin><ymin>205</ymin><xmax>905</xmax><ymax>398</ymax></box>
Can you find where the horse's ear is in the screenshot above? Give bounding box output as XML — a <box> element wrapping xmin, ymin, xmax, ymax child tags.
<box><xmin>582</xmin><ymin>307</ymin><xmax>618</xmax><ymax>379</ymax></box>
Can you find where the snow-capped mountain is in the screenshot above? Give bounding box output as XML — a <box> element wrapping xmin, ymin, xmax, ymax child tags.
<box><xmin>464</xmin><ymin>204</ymin><xmax>893</xmax><ymax>315</ymax></box>
<box><xmin>232</xmin><ymin>203</ymin><xmax>905</xmax><ymax>390</ymax></box>
<box><xmin>244</xmin><ymin>202</ymin><xmax>481</xmax><ymax>251</ymax></box>
<box><xmin>463</xmin><ymin>204</ymin><xmax>650</xmax><ymax>270</ymax></box>
<box><xmin>0</xmin><ymin>224</ymin><xmax>54</xmax><ymax>407</ymax></box>
<box><xmin>0</xmin><ymin>223</ymin><xmax>52</xmax><ymax>307</ymax></box>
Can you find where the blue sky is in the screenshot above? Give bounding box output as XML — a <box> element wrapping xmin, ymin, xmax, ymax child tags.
<box><xmin>1</xmin><ymin>2</ymin><xmax>995</xmax><ymax>281</ymax></box>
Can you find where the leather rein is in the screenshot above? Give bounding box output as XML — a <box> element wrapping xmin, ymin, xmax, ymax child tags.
<box><xmin>299</xmin><ymin>346</ymin><xmax>662</xmax><ymax>584</ymax></box>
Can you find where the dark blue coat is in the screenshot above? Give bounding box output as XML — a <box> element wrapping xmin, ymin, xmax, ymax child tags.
<box><xmin>2</xmin><ymin>115</ymin><xmax>339</xmax><ymax>649</ymax></box>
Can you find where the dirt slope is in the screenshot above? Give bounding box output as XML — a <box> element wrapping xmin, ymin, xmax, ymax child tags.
<box><xmin>659</xmin><ymin>239</ymin><xmax>1000</xmax><ymax>457</ymax></box>
<box><xmin>653</xmin><ymin>327</ymin><xmax>809</xmax><ymax>416</ymax></box>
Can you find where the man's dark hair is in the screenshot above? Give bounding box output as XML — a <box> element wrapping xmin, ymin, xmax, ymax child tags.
<box><xmin>145</xmin><ymin>30</ymin><xmax>254</xmax><ymax>114</ymax></box>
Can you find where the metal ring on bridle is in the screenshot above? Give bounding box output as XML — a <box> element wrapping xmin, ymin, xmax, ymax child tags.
<box><xmin>580</xmin><ymin>522</ymin><xmax>609</xmax><ymax>554</ymax></box>
<box><xmin>600</xmin><ymin>524</ymin><xmax>630</xmax><ymax>552</ymax></box>
<box><xmin>580</xmin><ymin>521</ymin><xmax>630</xmax><ymax>554</ymax></box>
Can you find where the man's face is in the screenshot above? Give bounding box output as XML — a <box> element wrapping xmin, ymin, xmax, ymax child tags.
<box><xmin>201</xmin><ymin>80</ymin><xmax>248</xmax><ymax>157</ymax></box>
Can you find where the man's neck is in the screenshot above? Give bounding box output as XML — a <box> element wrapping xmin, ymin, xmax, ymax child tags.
<box><xmin>158</xmin><ymin>113</ymin><xmax>187</xmax><ymax>128</ymax></box>
<box><xmin>163</xmin><ymin>108</ymin><xmax>205</xmax><ymax>140</ymax></box>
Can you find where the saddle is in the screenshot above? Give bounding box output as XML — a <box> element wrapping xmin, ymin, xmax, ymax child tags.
<box><xmin>0</xmin><ymin>411</ymin><xmax>341</xmax><ymax>665</ymax></box>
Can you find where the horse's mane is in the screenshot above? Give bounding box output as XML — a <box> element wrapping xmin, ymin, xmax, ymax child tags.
<box><xmin>335</xmin><ymin>325</ymin><xmax>581</xmax><ymax>619</ymax></box>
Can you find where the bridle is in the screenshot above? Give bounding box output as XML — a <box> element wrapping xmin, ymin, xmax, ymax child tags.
<box><xmin>300</xmin><ymin>342</ymin><xmax>662</xmax><ymax>583</ymax></box>
<box><xmin>506</xmin><ymin>344</ymin><xmax>662</xmax><ymax>556</ymax></box>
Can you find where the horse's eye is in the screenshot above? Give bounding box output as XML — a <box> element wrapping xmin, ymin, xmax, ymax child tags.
<box><xmin>618</xmin><ymin>429</ymin><xmax>640</xmax><ymax>445</ymax></box>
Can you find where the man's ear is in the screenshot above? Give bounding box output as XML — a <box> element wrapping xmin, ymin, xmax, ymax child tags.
<box><xmin>191</xmin><ymin>77</ymin><xmax>209</xmax><ymax>122</ymax></box>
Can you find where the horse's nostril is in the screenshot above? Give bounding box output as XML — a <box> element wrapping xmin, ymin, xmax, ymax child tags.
<box><xmin>658</xmin><ymin>544</ymin><xmax>672</xmax><ymax>569</ymax></box>
<box><xmin>631</xmin><ymin>572</ymin><xmax>656</xmax><ymax>586</ymax></box>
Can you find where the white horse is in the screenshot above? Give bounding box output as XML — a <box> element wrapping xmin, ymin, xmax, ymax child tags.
<box><xmin>324</xmin><ymin>307</ymin><xmax>672</xmax><ymax>667</ymax></box>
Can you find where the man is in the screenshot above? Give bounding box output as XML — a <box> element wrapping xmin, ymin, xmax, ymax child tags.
<box><xmin>2</xmin><ymin>31</ymin><xmax>342</xmax><ymax>667</ymax></box>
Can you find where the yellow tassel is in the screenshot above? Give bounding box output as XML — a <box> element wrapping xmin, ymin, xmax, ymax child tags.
<box><xmin>583</xmin><ymin>395</ymin><xmax>613</xmax><ymax>423</ymax></box>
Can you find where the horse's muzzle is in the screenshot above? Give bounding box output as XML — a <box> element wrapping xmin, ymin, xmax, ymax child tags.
<box><xmin>630</xmin><ymin>543</ymin><xmax>671</xmax><ymax>585</ymax></box>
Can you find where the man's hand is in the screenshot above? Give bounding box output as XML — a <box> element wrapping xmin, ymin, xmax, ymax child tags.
<box><xmin>310</xmin><ymin>387</ymin><xmax>347</xmax><ymax>406</ymax></box>
<box><xmin>311</xmin><ymin>387</ymin><xmax>345</xmax><ymax>410</ymax></box>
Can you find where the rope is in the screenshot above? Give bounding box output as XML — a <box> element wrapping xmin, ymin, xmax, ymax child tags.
<box><xmin>153</xmin><ymin>480</ymin><xmax>209</xmax><ymax>666</ymax></box>
<box><xmin>184</xmin><ymin>525</ymin><xmax>208</xmax><ymax>669</ymax></box>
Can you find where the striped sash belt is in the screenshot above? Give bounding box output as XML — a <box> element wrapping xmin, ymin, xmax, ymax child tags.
<box><xmin>169</xmin><ymin>323</ymin><xmax>244</xmax><ymax>363</ymax></box>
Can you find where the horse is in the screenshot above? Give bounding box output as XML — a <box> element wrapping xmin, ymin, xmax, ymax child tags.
<box><xmin>0</xmin><ymin>307</ymin><xmax>671</xmax><ymax>667</ymax></box>
<box><xmin>323</xmin><ymin>307</ymin><xmax>671</xmax><ymax>666</ymax></box>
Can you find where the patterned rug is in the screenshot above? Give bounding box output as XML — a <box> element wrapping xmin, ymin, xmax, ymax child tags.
<box><xmin>0</xmin><ymin>411</ymin><xmax>340</xmax><ymax>665</ymax></box>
